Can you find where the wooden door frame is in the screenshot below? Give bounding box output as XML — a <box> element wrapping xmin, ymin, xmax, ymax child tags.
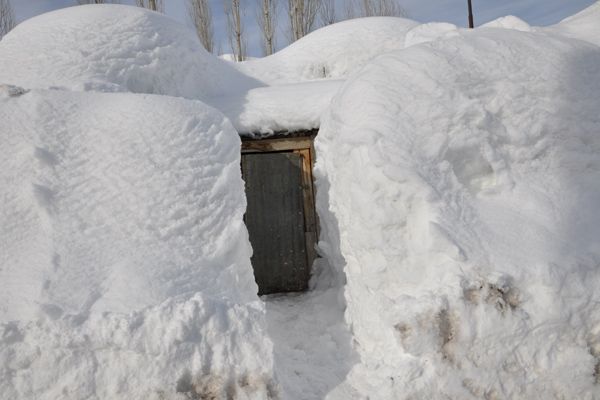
<box><xmin>241</xmin><ymin>130</ymin><xmax>319</xmax><ymax>277</ymax></box>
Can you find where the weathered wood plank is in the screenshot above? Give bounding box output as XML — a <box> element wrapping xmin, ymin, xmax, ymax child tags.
<box><xmin>295</xmin><ymin>149</ymin><xmax>318</xmax><ymax>268</ymax></box>
<box><xmin>241</xmin><ymin>137</ymin><xmax>313</xmax><ymax>153</ymax></box>
<box><xmin>309</xmin><ymin>139</ymin><xmax>320</xmax><ymax>239</ymax></box>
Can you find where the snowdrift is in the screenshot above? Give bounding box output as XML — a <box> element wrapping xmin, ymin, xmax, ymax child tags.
<box><xmin>546</xmin><ymin>1</ymin><xmax>600</xmax><ymax>46</ymax></box>
<box><xmin>480</xmin><ymin>16</ymin><xmax>532</xmax><ymax>32</ymax></box>
<box><xmin>0</xmin><ymin>5</ymin><xmax>259</xmax><ymax>99</ymax></box>
<box><xmin>316</xmin><ymin>24</ymin><xmax>600</xmax><ymax>399</ymax></box>
<box><xmin>0</xmin><ymin>87</ymin><xmax>274</xmax><ymax>399</ymax></box>
<box><xmin>237</xmin><ymin>17</ymin><xmax>418</xmax><ymax>84</ymax></box>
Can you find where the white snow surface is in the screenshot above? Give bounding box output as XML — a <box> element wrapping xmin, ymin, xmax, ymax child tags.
<box><xmin>1</xmin><ymin>2</ymin><xmax>600</xmax><ymax>400</ymax></box>
<box><xmin>235</xmin><ymin>17</ymin><xmax>418</xmax><ymax>84</ymax></box>
<box><xmin>0</xmin><ymin>88</ymin><xmax>274</xmax><ymax>399</ymax></box>
<box><xmin>546</xmin><ymin>2</ymin><xmax>600</xmax><ymax>46</ymax></box>
<box><xmin>315</xmin><ymin>21</ymin><xmax>600</xmax><ymax>399</ymax></box>
<box><xmin>208</xmin><ymin>80</ymin><xmax>342</xmax><ymax>136</ymax></box>
<box><xmin>480</xmin><ymin>16</ymin><xmax>533</xmax><ymax>32</ymax></box>
<box><xmin>403</xmin><ymin>22</ymin><xmax>461</xmax><ymax>47</ymax></box>
<box><xmin>0</xmin><ymin>5</ymin><xmax>260</xmax><ymax>100</ymax></box>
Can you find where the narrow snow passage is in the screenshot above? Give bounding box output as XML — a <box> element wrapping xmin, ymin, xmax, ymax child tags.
<box><xmin>264</xmin><ymin>287</ymin><xmax>357</xmax><ymax>399</ymax></box>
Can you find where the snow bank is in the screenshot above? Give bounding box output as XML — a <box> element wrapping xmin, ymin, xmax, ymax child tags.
<box><xmin>480</xmin><ymin>16</ymin><xmax>532</xmax><ymax>32</ymax></box>
<box><xmin>236</xmin><ymin>17</ymin><xmax>418</xmax><ymax>84</ymax></box>
<box><xmin>1</xmin><ymin>295</ymin><xmax>274</xmax><ymax>400</ymax></box>
<box><xmin>0</xmin><ymin>87</ymin><xmax>274</xmax><ymax>399</ymax></box>
<box><xmin>547</xmin><ymin>2</ymin><xmax>600</xmax><ymax>46</ymax></box>
<box><xmin>0</xmin><ymin>5</ymin><xmax>259</xmax><ymax>99</ymax></box>
<box><xmin>403</xmin><ymin>22</ymin><xmax>460</xmax><ymax>47</ymax></box>
<box><xmin>316</xmin><ymin>26</ymin><xmax>600</xmax><ymax>399</ymax></box>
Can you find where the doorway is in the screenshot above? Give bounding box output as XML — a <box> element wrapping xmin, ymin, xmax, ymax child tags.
<box><xmin>241</xmin><ymin>132</ymin><xmax>318</xmax><ymax>295</ymax></box>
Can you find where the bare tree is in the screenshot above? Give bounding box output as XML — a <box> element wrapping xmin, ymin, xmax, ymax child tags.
<box><xmin>343</xmin><ymin>0</ymin><xmax>357</xmax><ymax>19</ymax></box>
<box><xmin>319</xmin><ymin>0</ymin><xmax>336</xmax><ymax>26</ymax></box>
<box><xmin>288</xmin><ymin>0</ymin><xmax>319</xmax><ymax>42</ymax></box>
<box><xmin>187</xmin><ymin>0</ymin><xmax>214</xmax><ymax>52</ymax></box>
<box><xmin>0</xmin><ymin>0</ymin><xmax>15</xmax><ymax>39</ymax></box>
<box><xmin>135</xmin><ymin>0</ymin><xmax>164</xmax><ymax>12</ymax></box>
<box><xmin>345</xmin><ymin>0</ymin><xmax>406</xmax><ymax>18</ymax></box>
<box><xmin>224</xmin><ymin>0</ymin><xmax>245</xmax><ymax>61</ymax></box>
<box><xmin>364</xmin><ymin>0</ymin><xmax>406</xmax><ymax>16</ymax></box>
<box><xmin>256</xmin><ymin>0</ymin><xmax>277</xmax><ymax>55</ymax></box>
<box><xmin>76</xmin><ymin>0</ymin><xmax>121</xmax><ymax>4</ymax></box>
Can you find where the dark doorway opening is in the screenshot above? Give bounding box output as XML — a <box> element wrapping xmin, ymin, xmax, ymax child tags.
<box><xmin>241</xmin><ymin>131</ymin><xmax>318</xmax><ymax>295</ymax></box>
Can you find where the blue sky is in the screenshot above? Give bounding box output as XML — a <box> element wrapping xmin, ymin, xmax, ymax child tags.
<box><xmin>10</xmin><ymin>0</ymin><xmax>597</xmax><ymax>56</ymax></box>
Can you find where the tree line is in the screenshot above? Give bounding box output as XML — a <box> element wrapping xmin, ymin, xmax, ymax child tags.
<box><xmin>208</xmin><ymin>0</ymin><xmax>407</xmax><ymax>60</ymax></box>
<box><xmin>0</xmin><ymin>0</ymin><xmax>406</xmax><ymax>60</ymax></box>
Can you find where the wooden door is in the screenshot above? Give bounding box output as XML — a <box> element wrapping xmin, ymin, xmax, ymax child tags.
<box><xmin>242</xmin><ymin>151</ymin><xmax>310</xmax><ymax>294</ymax></box>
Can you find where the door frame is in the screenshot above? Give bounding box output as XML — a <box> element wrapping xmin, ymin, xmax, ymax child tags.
<box><xmin>241</xmin><ymin>130</ymin><xmax>319</xmax><ymax>282</ymax></box>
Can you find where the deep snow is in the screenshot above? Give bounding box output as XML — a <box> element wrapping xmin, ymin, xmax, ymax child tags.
<box><xmin>208</xmin><ymin>80</ymin><xmax>343</xmax><ymax>136</ymax></box>
<box><xmin>235</xmin><ymin>17</ymin><xmax>418</xmax><ymax>84</ymax></box>
<box><xmin>315</xmin><ymin>10</ymin><xmax>600</xmax><ymax>398</ymax></box>
<box><xmin>0</xmin><ymin>5</ymin><xmax>259</xmax><ymax>100</ymax></box>
<box><xmin>1</xmin><ymin>2</ymin><xmax>600</xmax><ymax>400</ymax></box>
<box><xmin>0</xmin><ymin>87</ymin><xmax>274</xmax><ymax>399</ymax></box>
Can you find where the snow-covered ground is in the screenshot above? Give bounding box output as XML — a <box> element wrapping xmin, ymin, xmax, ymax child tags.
<box><xmin>1</xmin><ymin>2</ymin><xmax>600</xmax><ymax>399</ymax></box>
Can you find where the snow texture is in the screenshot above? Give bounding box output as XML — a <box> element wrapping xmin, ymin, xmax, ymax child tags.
<box><xmin>0</xmin><ymin>5</ymin><xmax>259</xmax><ymax>100</ymax></box>
<box><xmin>545</xmin><ymin>2</ymin><xmax>600</xmax><ymax>46</ymax></box>
<box><xmin>208</xmin><ymin>80</ymin><xmax>343</xmax><ymax>136</ymax></box>
<box><xmin>480</xmin><ymin>16</ymin><xmax>533</xmax><ymax>32</ymax></box>
<box><xmin>235</xmin><ymin>17</ymin><xmax>418</xmax><ymax>84</ymax></box>
<box><xmin>0</xmin><ymin>88</ymin><xmax>274</xmax><ymax>399</ymax></box>
<box><xmin>1</xmin><ymin>2</ymin><xmax>600</xmax><ymax>399</ymax></box>
<box><xmin>315</xmin><ymin>17</ymin><xmax>600</xmax><ymax>399</ymax></box>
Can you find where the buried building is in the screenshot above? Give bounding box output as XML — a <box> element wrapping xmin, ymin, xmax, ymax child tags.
<box><xmin>2</xmin><ymin>2</ymin><xmax>600</xmax><ymax>400</ymax></box>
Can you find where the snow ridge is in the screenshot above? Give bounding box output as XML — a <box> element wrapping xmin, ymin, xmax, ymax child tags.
<box><xmin>316</xmin><ymin>25</ymin><xmax>600</xmax><ymax>399</ymax></box>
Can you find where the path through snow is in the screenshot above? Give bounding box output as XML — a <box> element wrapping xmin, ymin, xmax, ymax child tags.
<box><xmin>264</xmin><ymin>285</ymin><xmax>357</xmax><ymax>399</ymax></box>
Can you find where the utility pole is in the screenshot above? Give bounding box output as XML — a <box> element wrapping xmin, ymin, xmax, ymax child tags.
<box><xmin>467</xmin><ymin>0</ymin><xmax>474</xmax><ymax>28</ymax></box>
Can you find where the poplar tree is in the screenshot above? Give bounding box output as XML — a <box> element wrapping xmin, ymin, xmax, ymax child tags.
<box><xmin>188</xmin><ymin>0</ymin><xmax>215</xmax><ymax>52</ymax></box>
<box><xmin>288</xmin><ymin>0</ymin><xmax>319</xmax><ymax>42</ymax></box>
<box><xmin>135</xmin><ymin>0</ymin><xmax>164</xmax><ymax>12</ymax></box>
<box><xmin>256</xmin><ymin>0</ymin><xmax>278</xmax><ymax>55</ymax></box>
<box><xmin>224</xmin><ymin>0</ymin><xmax>246</xmax><ymax>61</ymax></box>
<box><xmin>0</xmin><ymin>0</ymin><xmax>15</xmax><ymax>40</ymax></box>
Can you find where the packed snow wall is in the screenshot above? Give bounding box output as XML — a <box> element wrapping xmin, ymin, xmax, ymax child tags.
<box><xmin>0</xmin><ymin>87</ymin><xmax>275</xmax><ymax>399</ymax></box>
<box><xmin>315</xmin><ymin>23</ymin><xmax>600</xmax><ymax>399</ymax></box>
